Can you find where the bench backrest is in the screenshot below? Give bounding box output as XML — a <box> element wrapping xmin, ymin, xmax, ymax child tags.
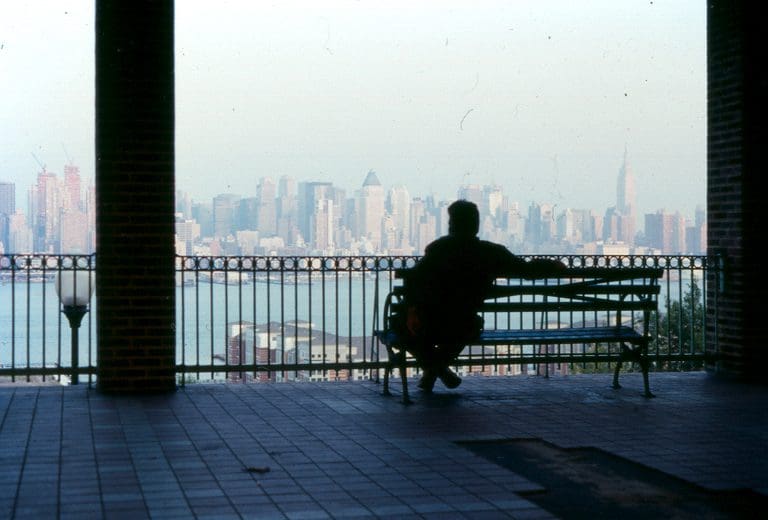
<box><xmin>390</xmin><ymin>266</ymin><xmax>663</xmax><ymax>328</ymax></box>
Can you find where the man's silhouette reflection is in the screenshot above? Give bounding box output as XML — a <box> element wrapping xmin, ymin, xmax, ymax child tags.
<box><xmin>402</xmin><ymin>200</ymin><xmax>565</xmax><ymax>392</ymax></box>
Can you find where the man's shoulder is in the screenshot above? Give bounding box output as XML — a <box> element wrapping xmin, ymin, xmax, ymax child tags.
<box><xmin>478</xmin><ymin>239</ymin><xmax>514</xmax><ymax>256</ymax></box>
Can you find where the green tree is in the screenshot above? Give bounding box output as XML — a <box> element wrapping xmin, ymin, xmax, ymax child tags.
<box><xmin>650</xmin><ymin>277</ymin><xmax>705</xmax><ymax>370</ymax></box>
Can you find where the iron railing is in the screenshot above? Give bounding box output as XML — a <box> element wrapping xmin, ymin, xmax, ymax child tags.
<box><xmin>0</xmin><ymin>254</ymin><xmax>96</xmax><ymax>383</ymax></box>
<box><xmin>0</xmin><ymin>254</ymin><xmax>719</xmax><ymax>384</ymax></box>
<box><xmin>174</xmin><ymin>254</ymin><xmax>720</xmax><ymax>384</ymax></box>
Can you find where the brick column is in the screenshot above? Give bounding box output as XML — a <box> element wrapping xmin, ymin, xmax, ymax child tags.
<box><xmin>95</xmin><ymin>2</ymin><xmax>176</xmax><ymax>393</ymax></box>
<box><xmin>707</xmin><ymin>1</ymin><xmax>768</xmax><ymax>383</ymax></box>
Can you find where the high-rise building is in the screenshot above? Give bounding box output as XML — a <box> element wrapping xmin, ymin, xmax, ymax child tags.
<box><xmin>616</xmin><ymin>147</ymin><xmax>637</xmax><ymax>244</ymax></box>
<box><xmin>645</xmin><ymin>210</ymin><xmax>686</xmax><ymax>253</ymax></box>
<box><xmin>8</xmin><ymin>212</ymin><xmax>32</xmax><ymax>253</ymax></box>
<box><xmin>212</xmin><ymin>193</ymin><xmax>240</xmax><ymax>238</ymax></box>
<box><xmin>30</xmin><ymin>169</ymin><xmax>60</xmax><ymax>252</ymax></box>
<box><xmin>0</xmin><ymin>182</ymin><xmax>15</xmax><ymax>215</ymax></box>
<box><xmin>256</xmin><ymin>177</ymin><xmax>277</xmax><ymax>236</ymax></box>
<box><xmin>310</xmin><ymin>198</ymin><xmax>334</xmax><ymax>252</ymax></box>
<box><xmin>387</xmin><ymin>185</ymin><xmax>410</xmax><ymax>250</ymax></box>
<box><xmin>237</xmin><ymin>197</ymin><xmax>259</xmax><ymax>232</ymax></box>
<box><xmin>63</xmin><ymin>163</ymin><xmax>82</xmax><ymax>212</ymax></box>
<box><xmin>298</xmin><ymin>181</ymin><xmax>333</xmax><ymax>243</ymax></box>
<box><xmin>0</xmin><ymin>182</ymin><xmax>14</xmax><ymax>251</ymax></box>
<box><xmin>276</xmin><ymin>175</ymin><xmax>298</xmax><ymax>244</ymax></box>
<box><xmin>358</xmin><ymin>170</ymin><xmax>385</xmax><ymax>250</ymax></box>
<box><xmin>59</xmin><ymin>209</ymin><xmax>89</xmax><ymax>253</ymax></box>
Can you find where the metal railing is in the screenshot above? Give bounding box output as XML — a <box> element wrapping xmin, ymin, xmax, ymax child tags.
<box><xmin>175</xmin><ymin>254</ymin><xmax>720</xmax><ymax>384</ymax></box>
<box><xmin>0</xmin><ymin>253</ymin><xmax>719</xmax><ymax>384</ymax></box>
<box><xmin>0</xmin><ymin>254</ymin><xmax>96</xmax><ymax>383</ymax></box>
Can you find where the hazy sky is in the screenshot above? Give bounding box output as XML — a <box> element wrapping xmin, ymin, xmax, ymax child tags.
<box><xmin>2</xmin><ymin>1</ymin><xmax>706</xmax><ymax>220</ymax></box>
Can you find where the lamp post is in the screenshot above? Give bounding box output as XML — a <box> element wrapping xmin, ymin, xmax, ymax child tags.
<box><xmin>55</xmin><ymin>270</ymin><xmax>95</xmax><ymax>385</ymax></box>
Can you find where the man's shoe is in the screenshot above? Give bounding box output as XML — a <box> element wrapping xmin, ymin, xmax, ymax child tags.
<box><xmin>439</xmin><ymin>368</ymin><xmax>462</xmax><ymax>389</ymax></box>
<box><xmin>418</xmin><ymin>370</ymin><xmax>437</xmax><ymax>392</ymax></box>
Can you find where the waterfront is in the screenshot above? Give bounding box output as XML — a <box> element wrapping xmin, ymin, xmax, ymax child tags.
<box><xmin>0</xmin><ymin>263</ymin><xmax>706</xmax><ymax>373</ymax></box>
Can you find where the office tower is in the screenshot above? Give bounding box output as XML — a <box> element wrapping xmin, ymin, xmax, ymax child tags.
<box><xmin>175</xmin><ymin>219</ymin><xmax>201</xmax><ymax>255</ymax></box>
<box><xmin>310</xmin><ymin>198</ymin><xmax>334</xmax><ymax>251</ymax></box>
<box><xmin>8</xmin><ymin>212</ymin><xmax>32</xmax><ymax>253</ymax></box>
<box><xmin>358</xmin><ymin>170</ymin><xmax>385</xmax><ymax>250</ymax></box>
<box><xmin>0</xmin><ymin>182</ymin><xmax>14</xmax><ymax>251</ymax></box>
<box><xmin>483</xmin><ymin>184</ymin><xmax>504</xmax><ymax>222</ymax></box>
<box><xmin>276</xmin><ymin>175</ymin><xmax>298</xmax><ymax>244</ymax></box>
<box><xmin>387</xmin><ymin>185</ymin><xmax>410</xmax><ymax>250</ymax></box>
<box><xmin>175</xmin><ymin>190</ymin><xmax>192</xmax><ymax>219</ymax></box>
<box><xmin>256</xmin><ymin>177</ymin><xmax>277</xmax><ymax>236</ymax></box>
<box><xmin>525</xmin><ymin>203</ymin><xmax>555</xmax><ymax>246</ymax></box>
<box><xmin>63</xmin><ymin>163</ymin><xmax>82</xmax><ymax>211</ymax></box>
<box><xmin>30</xmin><ymin>168</ymin><xmax>60</xmax><ymax>252</ymax></box>
<box><xmin>501</xmin><ymin>202</ymin><xmax>524</xmax><ymax>245</ymax></box>
<box><xmin>645</xmin><ymin>210</ymin><xmax>686</xmax><ymax>253</ymax></box>
<box><xmin>213</xmin><ymin>193</ymin><xmax>240</xmax><ymax>239</ymax></box>
<box><xmin>193</xmin><ymin>202</ymin><xmax>214</xmax><ymax>238</ymax></box>
<box><xmin>298</xmin><ymin>181</ymin><xmax>333</xmax><ymax>243</ymax></box>
<box><xmin>0</xmin><ymin>182</ymin><xmax>14</xmax><ymax>215</ymax></box>
<box><xmin>237</xmin><ymin>197</ymin><xmax>259</xmax><ymax>231</ymax></box>
<box><xmin>616</xmin><ymin>147</ymin><xmax>637</xmax><ymax>244</ymax></box>
<box><xmin>59</xmin><ymin>209</ymin><xmax>89</xmax><ymax>253</ymax></box>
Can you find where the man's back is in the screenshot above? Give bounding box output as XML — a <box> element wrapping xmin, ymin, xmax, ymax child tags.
<box><xmin>406</xmin><ymin>234</ymin><xmax>526</xmax><ymax>341</ymax></box>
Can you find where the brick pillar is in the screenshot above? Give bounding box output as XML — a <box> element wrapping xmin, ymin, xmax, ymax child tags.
<box><xmin>707</xmin><ymin>1</ymin><xmax>768</xmax><ymax>383</ymax></box>
<box><xmin>95</xmin><ymin>2</ymin><xmax>176</xmax><ymax>393</ymax></box>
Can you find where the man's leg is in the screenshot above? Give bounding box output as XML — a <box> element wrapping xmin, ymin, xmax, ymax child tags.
<box><xmin>404</xmin><ymin>340</ymin><xmax>439</xmax><ymax>392</ymax></box>
<box><xmin>433</xmin><ymin>343</ymin><xmax>465</xmax><ymax>389</ymax></box>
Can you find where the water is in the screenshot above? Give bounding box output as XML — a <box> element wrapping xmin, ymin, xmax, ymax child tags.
<box><xmin>0</xmin><ymin>274</ymin><xmax>395</xmax><ymax>368</ymax></box>
<box><xmin>0</xmin><ymin>268</ymin><xmax>704</xmax><ymax>369</ymax></box>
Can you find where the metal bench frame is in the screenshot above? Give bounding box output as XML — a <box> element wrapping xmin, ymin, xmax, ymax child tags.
<box><xmin>375</xmin><ymin>266</ymin><xmax>664</xmax><ymax>404</ymax></box>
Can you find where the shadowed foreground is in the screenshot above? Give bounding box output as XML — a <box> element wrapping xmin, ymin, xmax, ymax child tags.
<box><xmin>0</xmin><ymin>372</ymin><xmax>765</xmax><ymax>519</ymax></box>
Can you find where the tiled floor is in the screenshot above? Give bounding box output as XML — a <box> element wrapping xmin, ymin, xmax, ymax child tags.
<box><xmin>0</xmin><ymin>372</ymin><xmax>766</xmax><ymax>519</ymax></box>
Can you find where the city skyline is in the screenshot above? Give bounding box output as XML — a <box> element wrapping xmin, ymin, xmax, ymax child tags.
<box><xmin>2</xmin><ymin>1</ymin><xmax>706</xmax><ymax>222</ymax></box>
<box><xmin>0</xmin><ymin>149</ymin><xmax>705</xmax><ymax>256</ymax></box>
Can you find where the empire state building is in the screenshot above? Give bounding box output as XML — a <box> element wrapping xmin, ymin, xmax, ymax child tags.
<box><xmin>616</xmin><ymin>147</ymin><xmax>637</xmax><ymax>243</ymax></box>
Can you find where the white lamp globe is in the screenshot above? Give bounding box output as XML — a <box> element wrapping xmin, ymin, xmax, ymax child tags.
<box><xmin>55</xmin><ymin>271</ymin><xmax>95</xmax><ymax>307</ymax></box>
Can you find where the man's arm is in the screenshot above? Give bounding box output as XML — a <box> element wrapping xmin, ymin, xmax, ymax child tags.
<box><xmin>521</xmin><ymin>257</ymin><xmax>567</xmax><ymax>279</ymax></box>
<box><xmin>494</xmin><ymin>246</ymin><xmax>566</xmax><ymax>280</ymax></box>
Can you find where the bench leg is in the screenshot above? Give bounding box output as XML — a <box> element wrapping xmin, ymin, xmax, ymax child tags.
<box><xmin>399</xmin><ymin>358</ymin><xmax>412</xmax><ymax>404</ymax></box>
<box><xmin>612</xmin><ymin>359</ymin><xmax>623</xmax><ymax>390</ymax></box>
<box><xmin>382</xmin><ymin>364</ymin><xmax>392</xmax><ymax>396</ymax></box>
<box><xmin>640</xmin><ymin>355</ymin><xmax>655</xmax><ymax>398</ymax></box>
<box><xmin>612</xmin><ymin>345</ymin><xmax>627</xmax><ymax>389</ymax></box>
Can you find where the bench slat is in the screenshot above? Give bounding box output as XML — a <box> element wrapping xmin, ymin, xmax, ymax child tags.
<box><xmin>476</xmin><ymin>326</ymin><xmax>644</xmax><ymax>345</ymax></box>
<box><xmin>480</xmin><ymin>301</ymin><xmax>657</xmax><ymax>313</ymax></box>
<box><xmin>486</xmin><ymin>284</ymin><xmax>661</xmax><ymax>298</ymax></box>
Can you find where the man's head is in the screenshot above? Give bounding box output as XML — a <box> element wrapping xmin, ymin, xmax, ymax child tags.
<box><xmin>448</xmin><ymin>200</ymin><xmax>480</xmax><ymax>237</ymax></box>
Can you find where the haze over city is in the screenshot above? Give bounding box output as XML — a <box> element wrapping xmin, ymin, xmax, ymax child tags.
<box><xmin>1</xmin><ymin>0</ymin><xmax>706</xmax><ymax>222</ymax></box>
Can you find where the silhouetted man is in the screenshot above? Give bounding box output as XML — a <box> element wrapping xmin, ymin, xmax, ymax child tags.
<box><xmin>403</xmin><ymin>200</ymin><xmax>565</xmax><ymax>391</ymax></box>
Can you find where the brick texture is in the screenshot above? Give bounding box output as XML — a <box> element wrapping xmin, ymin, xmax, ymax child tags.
<box><xmin>95</xmin><ymin>2</ymin><xmax>176</xmax><ymax>393</ymax></box>
<box><xmin>707</xmin><ymin>1</ymin><xmax>768</xmax><ymax>383</ymax></box>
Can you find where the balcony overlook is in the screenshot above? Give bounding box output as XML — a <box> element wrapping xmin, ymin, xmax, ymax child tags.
<box><xmin>2</xmin><ymin>372</ymin><xmax>766</xmax><ymax>518</ymax></box>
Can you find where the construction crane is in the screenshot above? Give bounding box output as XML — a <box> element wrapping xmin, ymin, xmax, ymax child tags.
<box><xmin>31</xmin><ymin>152</ymin><xmax>46</xmax><ymax>173</ymax></box>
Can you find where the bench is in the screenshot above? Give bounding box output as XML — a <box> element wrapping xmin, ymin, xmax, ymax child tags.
<box><xmin>374</xmin><ymin>266</ymin><xmax>664</xmax><ymax>403</ymax></box>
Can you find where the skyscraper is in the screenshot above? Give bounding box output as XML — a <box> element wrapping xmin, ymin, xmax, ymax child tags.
<box><xmin>298</xmin><ymin>181</ymin><xmax>333</xmax><ymax>244</ymax></box>
<box><xmin>0</xmin><ymin>182</ymin><xmax>15</xmax><ymax>215</ymax></box>
<box><xmin>0</xmin><ymin>182</ymin><xmax>14</xmax><ymax>251</ymax></box>
<box><xmin>256</xmin><ymin>177</ymin><xmax>277</xmax><ymax>236</ymax></box>
<box><xmin>63</xmin><ymin>163</ymin><xmax>82</xmax><ymax>211</ymax></box>
<box><xmin>616</xmin><ymin>147</ymin><xmax>637</xmax><ymax>244</ymax></box>
<box><xmin>358</xmin><ymin>170</ymin><xmax>385</xmax><ymax>250</ymax></box>
<box><xmin>387</xmin><ymin>185</ymin><xmax>410</xmax><ymax>250</ymax></box>
<box><xmin>30</xmin><ymin>168</ymin><xmax>59</xmax><ymax>252</ymax></box>
<box><xmin>212</xmin><ymin>193</ymin><xmax>240</xmax><ymax>239</ymax></box>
